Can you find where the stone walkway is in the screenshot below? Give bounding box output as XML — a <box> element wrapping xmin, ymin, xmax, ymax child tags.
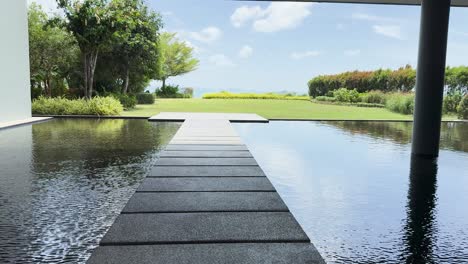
<box><xmin>87</xmin><ymin>113</ymin><xmax>325</xmax><ymax>264</ymax></box>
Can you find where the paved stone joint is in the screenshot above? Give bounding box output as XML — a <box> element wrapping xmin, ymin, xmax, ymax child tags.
<box><xmin>87</xmin><ymin>116</ymin><xmax>325</xmax><ymax>264</ymax></box>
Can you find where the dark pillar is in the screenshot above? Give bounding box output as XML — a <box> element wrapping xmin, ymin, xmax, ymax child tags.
<box><xmin>411</xmin><ymin>0</ymin><xmax>451</xmax><ymax>157</ymax></box>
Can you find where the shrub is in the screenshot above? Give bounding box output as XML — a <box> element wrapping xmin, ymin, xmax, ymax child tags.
<box><xmin>114</xmin><ymin>94</ymin><xmax>137</xmax><ymax>109</ymax></box>
<box><xmin>181</xmin><ymin>87</ymin><xmax>194</xmax><ymax>98</ymax></box>
<box><xmin>202</xmin><ymin>91</ymin><xmax>310</xmax><ymax>100</ymax></box>
<box><xmin>314</xmin><ymin>96</ymin><xmax>336</xmax><ymax>102</ymax></box>
<box><xmin>457</xmin><ymin>94</ymin><xmax>468</xmax><ymax>119</ymax></box>
<box><xmin>385</xmin><ymin>93</ymin><xmax>415</xmax><ymax>115</ymax></box>
<box><xmin>155</xmin><ymin>84</ymin><xmax>186</xmax><ymax>98</ymax></box>
<box><xmin>361</xmin><ymin>90</ymin><xmax>387</xmax><ymax>104</ymax></box>
<box><xmin>333</xmin><ymin>88</ymin><xmax>360</xmax><ymax>103</ymax></box>
<box><xmin>32</xmin><ymin>96</ymin><xmax>123</xmax><ymax>116</ymax></box>
<box><xmin>136</xmin><ymin>93</ymin><xmax>155</xmax><ymax>104</ymax></box>
<box><xmin>443</xmin><ymin>92</ymin><xmax>463</xmax><ymax>114</ymax></box>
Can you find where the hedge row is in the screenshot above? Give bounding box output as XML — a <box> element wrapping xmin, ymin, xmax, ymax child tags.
<box><xmin>32</xmin><ymin>96</ymin><xmax>123</xmax><ymax>116</ymax></box>
<box><xmin>308</xmin><ymin>65</ymin><xmax>468</xmax><ymax>97</ymax></box>
<box><xmin>313</xmin><ymin>89</ymin><xmax>468</xmax><ymax>118</ymax></box>
<box><xmin>203</xmin><ymin>91</ymin><xmax>310</xmax><ymax>100</ymax></box>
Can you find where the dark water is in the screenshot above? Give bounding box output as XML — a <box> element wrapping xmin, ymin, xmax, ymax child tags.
<box><xmin>0</xmin><ymin>119</ymin><xmax>180</xmax><ymax>263</ymax></box>
<box><xmin>235</xmin><ymin>121</ymin><xmax>468</xmax><ymax>264</ymax></box>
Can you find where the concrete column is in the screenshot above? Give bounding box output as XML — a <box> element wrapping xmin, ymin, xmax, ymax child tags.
<box><xmin>411</xmin><ymin>0</ymin><xmax>451</xmax><ymax>157</ymax></box>
<box><xmin>0</xmin><ymin>0</ymin><xmax>31</xmax><ymax>123</ymax></box>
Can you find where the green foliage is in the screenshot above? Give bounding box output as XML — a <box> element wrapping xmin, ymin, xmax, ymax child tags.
<box><xmin>445</xmin><ymin>66</ymin><xmax>468</xmax><ymax>95</ymax></box>
<box><xmin>95</xmin><ymin>0</ymin><xmax>162</xmax><ymax>94</ymax></box>
<box><xmin>355</xmin><ymin>102</ymin><xmax>385</xmax><ymax>108</ymax></box>
<box><xmin>333</xmin><ymin>88</ymin><xmax>361</xmax><ymax>103</ymax></box>
<box><xmin>113</xmin><ymin>93</ymin><xmax>137</xmax><ymax>109</ymax></box>
<box><xmin>32</xmin><ymin>96</ymin><xmax>123</xmax><ymax>115</ymax></box>
<box><xmin>156</xmin><ymin>33</ymin><xmax>199</xmax><ymax>87</ymax></box>
<box><xmin>457</xmin><ymin>95</ymin><xmax>468</xmax><ymax>119</ymax></box>
<box><xmin>385</xmin><ymin>93</ymin><xmax>415</xmax><ymax>115</ymax></box>
<box><xmin>155</xmin><ymin>84</ymin><xmax>191</xmax><ymax>98</ymax></box>
<box><xmin>136</xmin><ymin>93</ymin><xmax>155</xmax><ymax>104</ymax></box>
<box><xmin>202</xmin><ymin>91</ymin><xmax>310</xmax><ymax>100</ymax></box>
<box><xmin>181</xmin><ymin>87</ymin><xmax>194</xmax><ymax>98</ymax></box>
<box><xmin>443</xmin><ymin>92</ymin><xmax>463</xmax><ymax>114</ymax></box>
<box><xmin>28</xmin><ymin>3</ymin><xmax>79</xmax><ymax>97</ymax></box>
<box><xmin>360</xmin><ymin>90</ymin><xmax>387</xmax><ymax>104</ymax></box>
<box><xmin>308</xmin><ymin>65</ymin><xmax>415</xmax><ymax>97</ymax></box>
<box><xmin>314</xmin><ymin>96</ymin><xmax>336</xmax><ymax>102</ymax></box>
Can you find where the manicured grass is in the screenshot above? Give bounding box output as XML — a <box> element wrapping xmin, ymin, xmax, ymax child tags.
<box><xmin>122</xmin><ymin>99</ymin><xmax>457</xmax><ymax>120</ymax></box>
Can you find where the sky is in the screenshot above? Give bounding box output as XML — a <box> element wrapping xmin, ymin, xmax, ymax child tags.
<box><xmin>30</xmin><ymin>0</ymin><xmax>468</xmax><ymax>95</ymax></box>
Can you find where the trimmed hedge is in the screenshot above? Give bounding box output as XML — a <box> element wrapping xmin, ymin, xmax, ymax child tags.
<box><xmin>203</xmin><ymin>91</ymin><xmax>310</xmax><ymax>100</ymax></box>
<box><xmin>32</xmin><ymin>96</ymin><xmax>123</xmax><ymax>116</ymax></box>
<box><xmin>136</xmin><ymin>93</ymin><xmax>155</xmax><ymax>104</ymax></box>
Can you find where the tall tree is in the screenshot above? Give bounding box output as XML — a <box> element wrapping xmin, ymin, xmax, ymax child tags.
<box><xmin>28</xmin><ymin>3</ymin><xmax>79</xmax><ymax>97</ymax></box>
<box><xmin>156</xmin><ymin>32</ymin><xmax>199</xmax><ymax>89</ymax></box>
<box><xmin>109</xmin><ymin>0</ymin><xmax>162</xmax><ymax>94</ymax></box>
<box><xmin>57</xmin><ymin>0</ymin><xmax>118</xmax><ymax>98</ymax></box>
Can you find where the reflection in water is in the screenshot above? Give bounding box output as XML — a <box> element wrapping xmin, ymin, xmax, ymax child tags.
<box><xmin>235</xmin><ymin>121</ymin><xmax>468</xmax><ymax>264</ymax></box>
<box><xmin>322</xmin><ymin>121</ymin><xmax>468</xmax><ymax>153</ymax></box>
<box><xmin>0</xmin><ymin>119</ymin><xmax>180</xmax><ymax>263</ymax></box>
<box><xmin>403</xmin><ymin>156</ymin><xmax>438</xmax><ymax>264</ymax></box>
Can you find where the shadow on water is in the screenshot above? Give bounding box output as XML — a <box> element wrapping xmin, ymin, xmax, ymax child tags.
<box><xmin>402</xmin><ymin>155</ymin><xmax>438</xmax><ymax>264</ymax></box>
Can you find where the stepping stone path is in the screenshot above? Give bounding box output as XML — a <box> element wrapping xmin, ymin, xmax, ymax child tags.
<box><xmin>87</xmin><ymin>113</ymin><xmax>325</xmax><ymax>264</ymax></box>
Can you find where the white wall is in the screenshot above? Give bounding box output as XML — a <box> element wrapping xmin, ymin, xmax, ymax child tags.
<box><xmin>0</xmin><ymin>0</ymin><xmax>32</xmax><ymax>123</ymax></box>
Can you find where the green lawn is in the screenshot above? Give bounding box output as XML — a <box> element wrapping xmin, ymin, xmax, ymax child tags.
<box><xmin>121</xmin><ymin>99</ymin><xmax>456</xmax><ymax>120</ymax></box>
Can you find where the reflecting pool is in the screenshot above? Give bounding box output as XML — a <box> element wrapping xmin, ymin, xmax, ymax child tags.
<box><xmin>0</xmin><ymin>119</ymin><xmax>180</xmax><ymax>263</ymax></box>
<box><xmin>235</xmin><ymin>121</ymin><xmax>468</xmax><ymax>264</ymax></box>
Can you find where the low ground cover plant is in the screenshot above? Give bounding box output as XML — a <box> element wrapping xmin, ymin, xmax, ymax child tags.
<box><xmin>202</xmin><ymin>91</ymin><xmax>310</xmax><ymax>100</ymax></box>
<box><xmin>32</xmin><ymin>96</ymin><xmax>123</xmax><ymax>116</ymax></box>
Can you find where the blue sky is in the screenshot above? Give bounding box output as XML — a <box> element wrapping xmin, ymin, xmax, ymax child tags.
<box><xmin>31</xmin><ymin>0</ymin><xmax>468</xmax><ymax>95</ymax></box>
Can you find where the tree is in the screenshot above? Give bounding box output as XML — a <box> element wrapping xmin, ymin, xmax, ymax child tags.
<box><xmin>102</xmin><ymin>0</ymin><xmax>162</xmax><ymax>94</ymax></box>
<box><xmin>156</xmin><ymin>32</ymin><xmax>199</xmax><ymax>89</ymax></box>
<box><xmin>28</xmin><ymin>3</ymin><xmax>79</xmax><ymax>97</ymax></box>
<box><xmin>57</xmin><ymin>0</ymin><xmax>119</xmax><ymax>98</ymax></box>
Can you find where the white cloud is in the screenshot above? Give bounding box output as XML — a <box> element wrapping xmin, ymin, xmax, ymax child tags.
<box><xmin>344</xmin><ymin>49</ymin><xmax>361</xmax><ymax>56</ymax></box>
<box><xmin>351</xmin><ymin>13</ymin><xmax>399</xmax><ymax>23</ymax></box>
<box><xmin>161</xmin><ymin>11</ymin><xmax>174</xmax><ymax>16</ymax></box>
<box><xmin>190</xmin><ymin>27</ymin><xmax>222</xmax><ymax>43</ymax></box>
<box><xmin>231</xmin><ymin>6</ymin><xmax>264</xmax><ymax>28</ymax></box>
<box><xmin>290</xmin><ymin>50</ymin><xmax>320</xmax><ymax>60</ymax></box>
<box><xmin>373</xmin><ymin>25</ymin><xmax>403</xmax><ymax>39</ymax></box>
<box><xmin>209</xmin><ymin>54</ymin><xmax>235</xmax><ymax>67</ymax></box>
<box><xmin>238</xmin><ymin>45</ymin><xmax>253</xmax><ymax>59</ymax></box>
<box><xmin>336</xmin><ymin>23</ymin><xmax>345</xmax><ymax>30</ymax></box>
<box><xmin>183</xmin><ymin>40</ymin><xmax>202</xmax><ymax>54</ymax></box>
<box><xmin>231</xmin><ymin>3</ymin><xmax>313</xmax><ymax>33</ymax></box>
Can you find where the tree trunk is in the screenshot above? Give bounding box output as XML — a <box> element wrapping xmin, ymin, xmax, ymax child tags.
<box><xmin>82</xmin><ymin>50</ymin><xmax>99</xmax><ymax>99</ymax></box>
<box><xmin>44</xmin><ymin>77</ymin><xmax>51</xmax><ymax>97</ymax></box>
<box><xmin>122</xmin><ymin>66</ymin><xmax>130</xmax><ymax>94</ymax></box>
<box><xmin>162</xmin><ymin>78</ymin><xmax>166</xmax><ymax>89</ymax></box>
